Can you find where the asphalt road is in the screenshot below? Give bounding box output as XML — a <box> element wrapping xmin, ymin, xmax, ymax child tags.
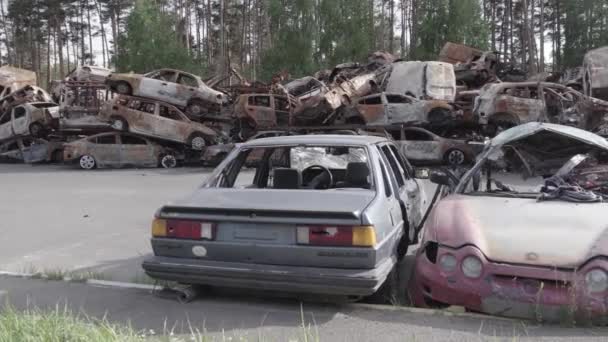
<box><xmin>2</xmin><ymin>163</ymin><xmax>604</xmax><ymax>340</ymax></box>
<box><xmin>0</xmin><ymin>163</ymin><xmax>436</xmax><ymax>282</ymax></box>
<box><xmin>2</xmin><ymin>275</ymin><xmax>606</xmax><ymax>341</ymax></box>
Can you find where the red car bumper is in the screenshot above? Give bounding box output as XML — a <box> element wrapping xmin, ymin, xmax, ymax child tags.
<box><xmin>410</xmin><ymin>244</ymin><xmax>608</xmax><ymax>323</ymax></box>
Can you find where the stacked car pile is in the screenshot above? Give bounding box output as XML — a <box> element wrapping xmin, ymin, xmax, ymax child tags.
<box><xmin>2</xmin><ymin>43</ymin><xmax>608</xmax><ymax>169</ymax></box>
<box><xmin>1</xmin><ymin>66</ymin><xmax>226</xmax><ymax>169</ymax></box>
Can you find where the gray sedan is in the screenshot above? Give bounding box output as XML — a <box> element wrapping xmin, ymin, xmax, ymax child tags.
<box><xmin>143</xmin><ymin>135</ymin><xmax>427</xmax><ymax>300</ymax></box>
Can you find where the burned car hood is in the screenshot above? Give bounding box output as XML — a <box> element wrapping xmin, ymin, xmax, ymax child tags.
<box><xmin>429</xmin><ymin>194</ymin><xmax>608</xmax><ymax>267</ymax></box>
<box><xmin>161</xmin><ymin>188</ymin><xmax>376</xmax><ymax>223</ymax></box>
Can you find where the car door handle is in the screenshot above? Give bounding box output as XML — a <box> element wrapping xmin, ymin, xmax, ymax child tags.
<box><xmin>161</xmin><ymin>83</ymin><xmax>168</xmax><ymax>86</ymax></box>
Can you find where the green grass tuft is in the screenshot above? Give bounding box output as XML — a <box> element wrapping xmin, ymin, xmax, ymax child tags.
<box><xmin>0</xmin><ymin>306</ymin><xmax>146</xmax><ymax>342</ymax></box>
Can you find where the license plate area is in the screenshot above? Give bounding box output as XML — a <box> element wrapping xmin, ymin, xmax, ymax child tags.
<box><xmin>217</xmin><ymin>222</ymin><xmax>295</xmax><ymax>244</ymax></box>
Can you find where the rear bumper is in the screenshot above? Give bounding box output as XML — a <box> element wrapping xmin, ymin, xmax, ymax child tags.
<box><xmin>142</xmin><ymin>256</ymin><xmax>394</xmax><ymax>296</ymax></box>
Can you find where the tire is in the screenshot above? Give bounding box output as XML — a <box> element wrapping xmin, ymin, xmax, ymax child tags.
<box><xmin>186</xmin><ymin>99</ymin><xmax>207</xmax><ymax>117</ymax></box>
<box><xmin>444</xmin><ymin>149</ymin><xmax>466</xmax><ymax>166</ymax></box>
<box><xmin>114</xmin><ymin>82</ymin><xmax>132</xmax><ymax>95</ymax></box>
<box><xmin>79</xmin><ymin>154</ymin><xmax>96</xmax><ymax>170</ymax></box>
<box><xmin>29</xmin><ymin>123</ymin><xmax>44</xmax><ymax>138</ymax></box>
<box><xmin>189</xmin><ymin>133</ymin><xmax>207</xmax><ymax>150</ymax></box>
<box><xmin>159</xmin><ymin>154</ymin><xmax>177</xmax><ymax>169</ymax></box>
<box><xmin>110</xmin><ymin>116</ymin><xmax>128</xmax><ymax>131</ymax></box>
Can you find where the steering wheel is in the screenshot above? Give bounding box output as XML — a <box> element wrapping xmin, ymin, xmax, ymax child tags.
<box><xmin>302</xmin><ymin>165</ymin><xmax>334</xmax><ymax>189</ymax></box>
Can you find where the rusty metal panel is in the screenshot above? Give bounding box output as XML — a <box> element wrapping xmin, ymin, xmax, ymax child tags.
<box><xmin>438</xmin><ymin>42</ymin><xmax>484</xmax><ymax>64</ymax></box>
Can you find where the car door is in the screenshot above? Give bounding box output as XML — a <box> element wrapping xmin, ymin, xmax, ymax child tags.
<box><xmin>123</xmin><ymin>98</ymin><xmax>156</xmax><ymax>134</ymax></box>
<box><xmin>378</xmin><ymin>143</ymin><xmax>424</xmax><ymax>243</ymax></box>
<box><xmin>355</xmin><ymin>94</ymin><xmax>386</xmax><ymax>124</ymax></box>
<box><xmin>273</xmin><ymin>96</ymin><xmax>291</xmax><ymax>126</ymax></box>
<box><xmin>0</xmin><ymin>112</ymin><xmax>13</xmax><ymax>141</ymax></box>
<box><xmin>176</xmin><ymin>72</ymin><xmax>200</xmax><ymax>104</ymax></box>
<box><xmin>156</xmin><ymin>103</ymin><xmax>188</xmax><ymax>143</ymax></box>
<box><xmin>246</xmin><ymin>95</ymin><xmax>276</xmax><ymax>128</ymax></box>
<box><xmin>92</xmin><ymin>133</ymin><xmax>122</xmax><ymax>166</ymax></box>
<box><xmin>400</xmin><ymin>129</ymin><xmax>442</xmax><ymax>162</ymax></box>
<box><xmin>139</xmin><ymin>70</ymin><xmax>180</xmax><ymax>105</ymax></box>
<box><xmin>118</xmin><ymin>134</ymin><xmax>156</xmax><ymax>167</ymax></box>
<box><xmin>387</xmin><ymin>143</ymin><xmax>425</xmax><ymax>239</ymax></box>
<box><xmin>11</xmin><ymin>106</ymin><xmax>30</xmax><ymax>136</ymax></box>
<box><xmin>495</xmin><ymin>84</ymin><xmax>545</xmax><ymax>123</ymax></box>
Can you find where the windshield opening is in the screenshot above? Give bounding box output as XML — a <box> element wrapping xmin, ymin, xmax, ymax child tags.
<box><xmin>208</xmin><ymin>145</ymin><xmax>373</xmax><ymax>191</ymax></box>
<box><xmin>461</xmin><ymin>132</ymin><xmax>608</xmax><ymax>201</ymax></box>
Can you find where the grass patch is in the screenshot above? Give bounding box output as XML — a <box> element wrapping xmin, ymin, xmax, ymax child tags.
<box><xmin>0</xmin><ymin>306</ymin><xmax>145</xmax><ymax>342</ymax></box>
<box><xmin>16</xmin><ymin>265</ymin><xmax>111</xmax><ymax>283</ymax></box>
<box><xmin>0</xmin><ymin>305</ymin><xmax>321</xmax><ymax>342</ymax></box>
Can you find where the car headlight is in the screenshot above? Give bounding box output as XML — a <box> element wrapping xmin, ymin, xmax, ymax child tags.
<box><xmin>585</xmin><ymin>269</ymin><xmax>608</xmax><ymax>293</ymax></box>
<box><xmin>461</xmin><ymin>256</ymin><xmax>483</xmax><ymax>278</ymax></box>
<box><xmin>439</xmin><ymin>254</ymin><xmax>458</xmax><ymax>273</ymax></box>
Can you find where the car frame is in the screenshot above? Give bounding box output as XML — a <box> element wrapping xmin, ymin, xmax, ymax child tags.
<box><xmin>106</xmin><ymin>68</ymin><xmax>229</xmax><ymax>117</ymax></box>
<box><xmin>143</xmin><ymin>134</ymin><xmax>428</xmax><ymax>299</ymax></box>
<box><xmin>100</xmin><ymin>95</ymin><xmax>218</xmax><ymax>150</ymax></box>
<box><xmin>339</xmin><ymin>92</ymin><xmax>455</xmax><ymax>126</ymax></box>
<box><xmin>386</xmin><ymin>126</ymin><xmax>478</xmax><ymax>166</ymax></box>
<box><xmin>410</xmin><ymin>122</ymin><xmax>608</xmax><ymax>322</ymax></box>
<box><xmin>0</xmin><ymin>102</ymin><xmax>59</xmax><ymax>142</ymax></box>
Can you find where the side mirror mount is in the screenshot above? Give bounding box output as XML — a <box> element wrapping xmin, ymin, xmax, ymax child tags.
<box><xmin>429</xmin><ymin>170</ymin><xmax>451</xmax><ymax>186</ymax></box>
<box><xmin>414</xmin><ymin>167</ymin><xmax>430</xmax><ymax>179</ymax></box>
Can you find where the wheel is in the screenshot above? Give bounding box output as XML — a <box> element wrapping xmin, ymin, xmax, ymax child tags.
<box><xmin>160</xmin><ymin>154</ymin><xmax>177</xmax><ymax>169</ymax></box>
<box><xmin>79</xmin><ymin>155</ymin><xmax>96</xmax><ymax>170</ymax></box>
<box><xmin>110</xmin><ymin>116</ymin><xmax>128</xmax><ymax>131</ymax></box>
<box><xmin>29</xmin><ymin>123</ymin><xmax>44</xmax><ymax>138</ymax></box>
<box><xmin>114</xmin><ymin>82</ymin><xmax>132</xmax><ymax>95</ymax></box>
<box><xmin>186</xmin><ymin>99</ymin><xmax>207</xmax><ymax>117</ymax></box>
<box><xmin>189</xmin><ymin>134</ymin><xmax>207</xmax><ymax>150</ymax></box>
<box><xmin>444</xmin><ymin>149</ymin><xmax>466</xmax><ymax>166</ymax></box>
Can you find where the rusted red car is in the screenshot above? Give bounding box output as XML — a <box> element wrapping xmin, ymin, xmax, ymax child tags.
<box><xmin>411</xmin><ymin>122</ymin><xmax>608</xmax><ymax>323</ymax></box>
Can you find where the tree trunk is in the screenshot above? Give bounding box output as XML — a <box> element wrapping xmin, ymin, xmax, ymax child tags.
<box><xmin>409</xmin><ymin>0</ymin><xmax>417</xmax><ymax>58</ymax></box>
<box><xmin>87</xmin><ymin>0</ymin><xmax>94</xmax><ymax>64</ymax></box>
<box><xmin>389</xmin><ymin>0</ymin><xmax>395</xmax><ymax>53</ymax></box>
<box><xmin>47</xmin><ymin>29</ymin><xmax>51</xmax><ymax>88</ymax></box>
<box><xmin>540</xmin><ymin>0</ymin><xmax>545</xmax><ymax>71</ymax></box>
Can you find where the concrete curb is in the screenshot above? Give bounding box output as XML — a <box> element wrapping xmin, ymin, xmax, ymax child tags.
<box><xmin>0</xmin><ymin>271</ymin><xmax>515</xmax><ymax>323</ymax></box>
<box><xmin>348</xmin><ymin>302</ymin><xmax>518</xmax><ymax>322</ymax></box>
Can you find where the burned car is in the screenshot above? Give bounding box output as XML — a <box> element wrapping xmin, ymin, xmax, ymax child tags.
<box><xmin>0</xmin><ymin>137</ymin><xmax>63</xmax><ymax>163</ymax></box>
<box><xmin>143</xmin><ymin>135</ymin><xmax>427</xmax><ymax>300</ymax></box>
<box><xmin>337</xmin><ymin>92</ymin><xmax>454</xmax><ymax>126</ymax></box>
<box><xmin>202</xmin><ymin>130</ymin><xmax>292</xmax><ymax>166</ymax></box>
<box><xmin>100</xmin><ymin>95</ymin><xmax>218</xmax><ymax>150</ymax></box>
<box><xmin>474</xmin><ymin>82</ymin><xmax>608</xmax><ymax>134</ymax></box>
<box><xmin>63</xmin><ymin>132</ymin><xmax>180</xmax><ymax>170</ymax></box>
<box><xmin>0</xmin><ymin>85</ymin><xmax>54</xmax><ymax>114</ymax></box>
<box><xmin>0</xmin><ymin>66</ymin><xmax>37</xmax><ymax>98</ymax></box>
<box><xmin>106</xmin><ymin>68</ymin><xmax>229</xmax><ymax>117</ymax></box>
<box><xmin>411</xmin><ymin>122</ymin><xmax>608</xmax><ymax>322</ymax></box>
<box><xmin>387</xmin><ymin>127</ymin><xmax>479</xmax><ymax>166</ymax></box>
<box><xmin>439</xmin><ymin>42</ymin><xmax>499</xmax><ymax>88</ymax></box>
<box><xmin>51</xmin><ymin>65</ymin><xmax>112</xmax><ymax>102</ymax></box>
<box><xmin>583</xmin><ymin>46</ymin><xmax>608</xmax><ymax>101</ymax></box>
<box><xmin>0</xmin><ymin>102</ymin><xmax>59</xmax><ymax>142</ymax></box>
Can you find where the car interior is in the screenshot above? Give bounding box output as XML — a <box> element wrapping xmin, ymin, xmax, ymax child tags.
<box><xmin>217</xmin><ymin>145</ymin><xmax>374</xmax><ymax>190</ymax></box>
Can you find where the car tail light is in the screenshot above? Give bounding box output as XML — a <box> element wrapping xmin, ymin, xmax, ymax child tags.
<box><xmin>296</xmin><ymin>225</ymin><xmax>376</xmax><ymax>247</ymax></box>
<box><xmin>151</xmin><ymin>218</ymin><xmax>215</xmax><ymax>240</ymax></box>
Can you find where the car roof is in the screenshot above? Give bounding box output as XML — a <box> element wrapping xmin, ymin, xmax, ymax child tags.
<box><xmin>242</xmin><ymin>134</ymin><xmax>390</xmax><ymax>147</ymax></box>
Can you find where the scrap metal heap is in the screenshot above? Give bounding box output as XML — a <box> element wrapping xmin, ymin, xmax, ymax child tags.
<box><xmin>1</xmin><ymin>43</ymin><xmax>608</xmax><ymax>168</ymax></box>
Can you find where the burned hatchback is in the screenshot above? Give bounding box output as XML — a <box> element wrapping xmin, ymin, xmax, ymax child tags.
<box><xmin>143</xmin><ymin>135</ymin><xmax>427</xmax><ymax>300</ymax></box>
<box><xmin>411</xmin><ymin>122</ymin><xmax>608</xmax><ymax>323</ymax></box>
